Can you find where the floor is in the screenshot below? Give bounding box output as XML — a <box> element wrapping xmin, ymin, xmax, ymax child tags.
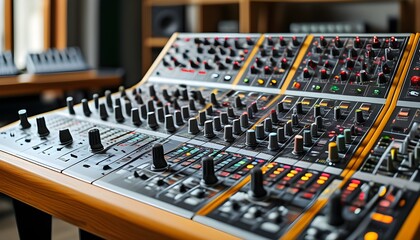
<box><xmin>0</xmin><ymin>195</ymin><xmax>79</xmax><ymax>240</ymax></box>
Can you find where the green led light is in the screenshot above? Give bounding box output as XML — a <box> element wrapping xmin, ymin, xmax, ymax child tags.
<box><xmin>312</xmin><ymin>85</ymin><xmax>321</xmax><ymax>91</ymax></box>
<box><xmin>330</xmin><ymin>85</ymin><xmax>340</xmax><ymax>92</ymax></box>
<box><xmin>244</xmin><ymin>78</ymin><xmax>249</xmax><ymax>83</ymax></box>
<box><xmin>356</xmin><ymin>88</ymin><xmax>363</xmax><ymax>94</ymax></box>
<box><xmin>373</xmin><ymin>89</ymin><xmax>381</xmax><ymax>95</ymax></box>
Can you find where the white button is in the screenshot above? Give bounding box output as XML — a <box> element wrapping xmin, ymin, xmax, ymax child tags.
<box><xmin>260</xmin><ymin>222</ymin><xmax>280</xmax><ymax>233</ymax></box>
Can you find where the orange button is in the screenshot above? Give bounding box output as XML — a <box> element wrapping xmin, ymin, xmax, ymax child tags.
<box><xmin>292</xmin><ymin>82</ymin><xmax>301</xmax><ymax>89</ymax></box>
<box><xmin>364</xmin><ymin>231</ymin><xmax>378</xmax><ymax>240</ymax></box>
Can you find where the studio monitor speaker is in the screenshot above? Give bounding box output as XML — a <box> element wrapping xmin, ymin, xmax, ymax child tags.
<box><xmin>152</xmin><ymin>6</ymin><xmax>185</xmax><ymax>37</ymax></box>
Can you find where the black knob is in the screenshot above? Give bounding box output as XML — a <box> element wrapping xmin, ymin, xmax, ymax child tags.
<box><xmin>165</xmin><ymin>115</ymin><xmax>176</xmax><ymax>133</ymax></box>
<box><xmin>147</xmin><ymin>99</ymin><xmax>155</xmax><ymax>112</ymax></box>
<box><xmin>99</xmin><ymin>103</ymin><xmax>108</xmax><ymax>120</ymax></box>
<box><xmin>327</xmin><ymin>191</ymin><xmax>344</xmax><ymax>226</ymax></box>
<box><xmin>204</xmin><ymin>120</ymin><xmax>215</xmax><ymax>138</ymax></box>
<box><xmin>174</xmin><ymin>110</ymin><xmax>184</xmax><ymax>126</ymax></box>
<box><xmin>314</xmin><ymin>105</ymin><xmax>321</xmax><ymax>118</ymax></box>
<box><xmin>189</xmin><ymin>99</ymin><xmax>197</xmax><ymax>111</ymax></box>
<box><xmin>334</xmin><ymin>106</ymin><xmax>341</xmax><ymax>120</ymax></box>
<box><xmin>268</xmin><ymin>133</ymin><xmax>279</xmax><ymax>150</ymax></box>
<box><xmin>227</xmin><ymin>107</ymin><xmax>236</xmax><ymax>118</ymax></box>
<box><xmin>18</xmin><ymin>109</ymin><xmax>31</xmax><ymax>129</ymax></box>
<box><xmin>135</xmin><ymin>93</ymin><xmax>144</xmax><ymax>105</ymax></box>
<box><xmin>67</xmin><ymin>97</ymin><xmax>75</xmax><ymax>115</ymax></box>
<box><xmin>213</xmin><ymin>117</ymin><xmax>223</xmax><ymax>131</ymax></box>
<box><xmin>140</xmin><ymin>104</ymin><xmax>148</xmax><ymax>119</ymax></box>
<box><xmin>181</xmin><ymin>106</ymin><xmax>190</xmax><ymax>120</ymax></box>
<box><xmin>270</xmin><ymin>110</ymin><xmax>279</xmax><ymax>124</ymax></box>
<box><xmin>201</xmin><ymin>156</ymin><xmax>218</xmax><ymax>186</ymax></box>
<box><xmin>114</xmin><ymin>106</ymin><xmax>124</xmax><ymax>123</ymax></box>
<box><xmin>181</xmin><ymin>89</ymin><xmax>189</xmax><ymax>101</ymax></box>
<box><xmin>131</xmin><ymin>108</ymin><xmax>142</xmax><ymax>126</ymax></box>
<box><xmin>149</xmin><ymin>85</ymin><xmax>156</xmax><ymax>97</ymax></box>
<box><xmin>105</xmin><ymin>90</ymin><xmax>113</xmax><ymax>108</ymax></box>
<box><xmin>36</xmin><ymin>117</ymin><xmax>50</xmax><ymax>137</ymax></box>
<box><xmin>285</xmin><ymin>121</ymin><xmax>293</xmax><ymax>136</ymax></box>
<box><xmin>235</xmin><ymin>96</ymin><xmax>245</xmax><ymax>108</ymax></box>
<box><xmin>93</xmin><ymin>93</ymin><xmax>99</xmax><ymax>109</ymax></box>
<box><xmin>277</xmin><ymin>127</ymin><xmax>286</xmax><ymax>143</ymax></box>
<box><xmin>277</xmin><ymin>102</ymin><xmax>284</xmax><ymax>113</ymax></box>
<box><xmin>377</xmin><ymin>72</ymin><xmax>387</xmax><ymax>85</ymax></box>
<box><xmin>240</xmin><ymin>113</ymin><xmax>249</xmax><ymax>128</ymax></box>
<box><xmin>337</xmin><ymin>134</ymin><xmax>346</xmax><ymax>153</ymax></box>
<box><xmin>315</xmin><ymin>116</ymin><xmax>323</xmax><ymax>129</ymax></box>
<box><xmin>198</xmin><ymin>111</ymin><xmax>206</xmax><ymax>126</ymax></box>
<box><xmin>119</xmin><ymin>86</ymin><xmax>126</xmax><ymax>97</ymax></box>
<box><xmin>248</xmin><ymin>168</ymin><xmax>268</xmax><ymax>200</ymax></box>
<box><xmin>88</xmin><ymin>128</ymin><xmax>104</xmax><ymax>153</ymax></box>
<box><xmin>355</xmin><ymin>109</ymin><xmax>365</xmax><ymax>124</ymax></box>
<box><xmin>303</xmin><ymin>130</ymin><xmax>312</xmax><ymax>147</ymax></box>
<box><xmin>206</xmin><ymin>105</ymin><xmax>214</xmax><ymax>116</ymax></box>
<box><xmin>115</xmin><ymin>98</ymin><xmax>122</xmax><ymax>108</ymax></box>
<box><xmin>59</xmin><ymin>129</ymin><xmax>73</xmax><ymax>145</ymax></box>
<box><xmin>264</xmin><ymin>118</ymin><xmax>273</xmax><ymax>132</ymax></box>
<box><xmin>125</xmin><ymin>101</ymin><xmax>132</xmax><ymax>116</ymax></box>
<box><xmin>188</xmin><ymin>118</ymin><xmax>200</xmax><ymax>135</ymax></box>
<box><xmin>310</xmin><ymin>123</ymin><xmax>318</xmax><ymax>138</ymax></box>
<box><xmin>82</xmin><ymin>99</ymin><xmax>91</xmax><ymax>117</ymax></box>
<box><xmin>210</xmin><ymin>93</ymin><xmax>220</xmax><ymax>107</ymax></box>
<box><xmin>224</xmin><ymin>125</ymin><xmax>235</xmax><ymax>142</ymax></box>
<box><xmin>151</xmin><ymin>143</ymin><xmax>168</xmax><ymax>171</ymax></box>
<box><xmin>233</xmin><ymin>119</ymin><xmax>241</xmax><ymax>135</ymax></box>
<box><xmin>255</xmin><ymin>124</ymin><xmax>265</xmax><ymax>140</ymax></box>
<box><xmin>147</xmin><ymin>112</ymin><xmax>158</xmax><ymax>129</ymax></box>
<box><xmin>246</xmin><ymin>130</ymin><xmax>257</xmax><ymax>147</ymax></box>
<box><xmin>220</xmin><ymin>112</ymin><xmax>229</xmax><ymax>125</ymax></box>
<box><xmin>172</xmin><ymin>99</ymin><xmax>181</xmax><ymax>110</ymax></box>
<box><xmin>156</xmin><ymin>107</ymin><xmax>165</xmax><ymax>123</ymax></box>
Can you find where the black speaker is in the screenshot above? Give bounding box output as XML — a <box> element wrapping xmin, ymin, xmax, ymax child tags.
<box><xmin>152</xmin><ymin>6</ymin><xmax>185</xmax><ymax>37</ymax></box>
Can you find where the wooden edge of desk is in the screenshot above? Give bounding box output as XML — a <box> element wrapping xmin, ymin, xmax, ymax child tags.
<box><xmin>0</xmin><ymin>150</ymin><xmax>238</xmax><ymax>240</ymax></box>
<box><xmin>0</xmin><ymin>70</ymin><xmax>123</xmax><ymax>97</ymax></box>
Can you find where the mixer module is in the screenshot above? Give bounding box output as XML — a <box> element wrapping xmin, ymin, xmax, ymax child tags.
<box><xmin>0</xmin><ymin>32</ymin><xmax>419</xmax><ymax>239</ymax></box>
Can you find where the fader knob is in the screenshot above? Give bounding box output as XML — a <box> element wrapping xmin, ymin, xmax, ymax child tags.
<box><xmin>358</xmin><ymin>70</ymin><xmax>368</xmax><ymax>83</ymax></box>
<box><xmin>147</xmin><ymin>100</ymin><xmax>155</xmax><ymax>112</ymax></box>
<box><xmin>59</xmin><ymin>129</ymin><xmax>73</xmax><ymax>145</ymax></box>
<box><xmin>210</xmin><ymin>93</ymin><xmax>220</xmax><ymax>107</ymax></box>
<box><xmin>327</xmin><ymin>191</ymin><xmax>344</xmax><ymax>226</ymax></box>
<box><xmin>256</xmin><ymin>124</ymin><xmax>265</xmax><ymax>140</ymax></box>
<box><xmin>248</xmin><ymin>168</ymin><xmax>268</xmax><ymax>200</ymax></box>
<box><xmin>36</xmin><ymin>117</ymin><xmax>50</xmax><ymax>137</ymax></box>
<box><xmin>314</xmin><ymin>105</ymin><xmax>321</xmax><ymax>118</ymax></box>
<box><xmin>355</xmin><ymin>109</ymin><xmax>365</xmax><ymax>124</ymax></box>
<box><xmin>303</xmin><ymin>130</ymin><xmax>312</xmax><ymax>147</ymax></box>
<box><xmin>292</xmin><ymin>111</ymin><xmax>299</xmax><ymax>126</ymax></box>
<box><xmin>268</xmin><ymin>133</ymin><xmax>279</xmax><ymax>151</ymax></box>
<box><xmin>337</xmin><ymin>135</ymin><xmax>346</xmax><ymax>153</ymax></box>
<box><xmin>334</xmin><ymin>106</ymin><xmax>341</xmax><ymax>120</ymax></box>
<box><xmin>188</xmin><ymin>118</ymin><xmax>200</xmax><ymax>135</ymax></box>
<box><xmin>310</xmin><ymin>123</ymin><xmax>318</xmax><ymax>138</ymax></box>
<box><xmin>264</xmin><ymin>118</ymin><xmax>273</xmax><ymax>132</ymax></box>
<box><xmin>227</xmin><ymin>107</ymin><xmax>236</xmax><ymax>118</ymax></box>
<box><xmin>67</xmin><ymin>97</ymin><xmax>75</xmax><ymax>115</ymax></box>
<box><xmin>131</xmin><ymin>108</ymin><xmax>142</xmax><ymax>126</ymax></box>
<box><xmin>206</xmin><ymin>105</ymin><xmax>214</xmax><ymax>116</ymax></box>
<box><xmin>82</xmin><ymin>99</ymin><xmax>91</xmax><ymax>117</ymax></box>
<box><xmin>181</xmin><ymin>106</ymin><xmax>190</xmax><ymax>120</ymax></box>
<box><xmin>235</xmin><ymin>96</ymin><xmax>245</xmax><ymax>108</ymax></box>
<box><xmin>246</xmin><ymin>130</ymin><xmax>257</xmax><ymax>147</ymax></box>
<box><xmin>277</xmin><ymin>127</ymin><xmax>286</xmax><ymax>143</ymax></box>
<box><xmin>328</xmin><ymin>142</ymin><xmax>339</xmax><ymax>163</ymax></box>
<box><xmin>115</xmin><ymin>98</ymin><xmax>122</xmax><ymax>108</ymax></box>
<box><xmin>377</xmin><ymin>72</ymin><xmax>387</xmax><ymax>84</ymax></box>
<box><xmin>213</xmin><ymin>117</ymin><xmax>223</xmax><ymax>131</ymax></box>
<box><xmin>189</xmin><ymin>99</ymin><xmax>197</xmax><ymax>111</ymax></box>
<box><xmin>285</xmin><ymin>121</ymin><xmax>293</xmax><ymax>136</ymax></box>
<box><xmin>240</xmin><ymin>113</ymin><xmax>249</xmax><ymax>128</ymax></box>
<box><xmin>293</xmin><ymin>135</ymin><xmax>304</xmax><ymax>155</ymax></box>
<box><xmin>147</xmin><ymin>112</ymin><xmax>158</xmax><ymax>129</ymax></box>
<box><xmin>88</xmin><ymin>128</ymin><xmax>104</xmax><ymax>153</ymax></box>
<box><xmin>165</xmin><ymin>115</ymin><xmax>176</xmax><ymax>133</ymax></box>
<box><xmin>270</xmin><ymin>110</ymin><xmax>279</xmax><ymax>124</ymax></box>
<box><xmin>220</xmin><ymin>112</ymin><xmax>229</xmax><ymax>125</ymax></box>
<box><xmin>201</xmin><ymin>156</ymin><xmax>218</xmax><ymax>185</ymax></box>
<box><xmin>151</xmin><ymin>143</ymin><xmax>168</xmax><ymax>171</ymax></box>
<box><xmin>204</xmin><ymin>120</ymin><xmax>215</xmax><ymax>138</ymax></box>
<box><xmin>233</xmin><ymin>119</ymin><xmax>241</xmax><ymax>135</ymax></box>
<box><xmin>140</xmin><ymin>105</ymin><xmax>147</xmax><ymax>119</ymax></box>
<box><xmin>93</xmin><ymin>94</ymin><xmax>99</xmax><ymax>109</ymax></box>
<box><xmin>344</xmin><ymin>129</ymin><xmax>352</xmax><ymax>144</ymax></box>
<box><xmin>277</xmin><ymin>102</ymin><xmax>285</xmax><ymax>113</ymax></box>
<box><xmin>198</xmin><ymin>111</ymin><xmax>206</xmax><ymax>126</ymax></box>
<box><xmin>114</xmin><ymin>106</ymin><xmax>124</xmax><ymax>123</ymax></box>
<box><xmin>224</xmin><ymin>125</ymin><xmax>235</xmax><ymax>142</ymax></box>
<box><xmin>315</xmin><ymin>116</ymin><xmax>323</xmax><ymax>129</ymax></box>
<box><xmin>99</xmin><ymin>103</ymin><xmax>108</xmax><ymax>120</ymax></box>
<box><xmin>18</xmin><ymin>109</ymin><xmax>31</xmax><ymax>129</ymax></box>
<box><xmin>174</xmin><ymin>110</ymin><xmax>184</xmax><ymax>126</ymax></box>
<box><xmin>105</xmin><ymin>90</ymin><xmax>113</xmax><ymax>108</ymax></box>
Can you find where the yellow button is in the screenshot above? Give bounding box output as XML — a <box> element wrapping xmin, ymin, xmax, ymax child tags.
<box><xmin>287</xmin><ymin>173</ymin><xmax>294</xmax><ymax>178</ymax></box>
<box><xmin>301</xmin><ymin>176</ymin><xmax>309</xmax><ymax>181</ymax></box>
<box><xmin>273</xmin><ymin>170</ymin><xmax>280</xmax><ymax>175</ymax></box>
<box><xmin>319</xmin><ymin>176</ymin><xmax>328</xmax><ymax>181</ymax></box>
<box><xmin>317</xmin><ymin>179</ymin><xmax>325</xmax><ymax>184</ymax></box>
<box><xmin>257</xmin><ymin>79</ymin><xmax>265</xmax><ymax>85</ymax></box>
<box><xmin>364</xmin><ymin>231</ymin><xmax>378</xmax><ymax>240</ymax></box>
<box><xmin>247</xmin><ymin>164</ymin><xmax>254</xmax><ymax>169</ymax></box>
<box><xmin>267</xmin><ymin>163</ymin><xmax>274</xmax><ymax>168</ymax></box>
<box><xmin>270</xmin><ymin>79</ymin><xmax>277</xmax><ymax>85</ymax></box>
<box><xmin>305</xmin><ymin>173</ymin><xmax>313</xmax><ymax>177</ymax></box>
<box><xmin>291</xmin><ymin>170</ymin><xmax>298</xmax><ymax>174</ymax></box>
<box><xmin>349</xmin><ymin>183</ymin><xmax>359</xmax><ymax>188</ymax></box>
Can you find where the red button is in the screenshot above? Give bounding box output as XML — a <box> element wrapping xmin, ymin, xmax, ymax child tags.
<box><xmin>411</xmin><ymin>76</ymin><xmax>420</xmax><ymax>86</ymax></box>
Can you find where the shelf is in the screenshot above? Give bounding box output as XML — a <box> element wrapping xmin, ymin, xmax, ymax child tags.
<box><xmin>0</xmin><ymin>70</ymin><xmax>123</xmax><ymax>97</ymax></box>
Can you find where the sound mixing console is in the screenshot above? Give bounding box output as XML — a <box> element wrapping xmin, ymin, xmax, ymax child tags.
<box><xmin>0</xmin><ymin>33</ymin><xmax>419</xmax><ymax>239</ymax></box>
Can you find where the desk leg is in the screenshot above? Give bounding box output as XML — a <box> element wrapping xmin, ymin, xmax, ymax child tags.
<box><xmin>13</xmin><ymin>199</ymin><xmax>52</xmax><ymax>240</ymax></box>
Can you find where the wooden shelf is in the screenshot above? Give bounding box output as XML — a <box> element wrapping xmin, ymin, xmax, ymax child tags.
<box><xmin>0</xmin><ymin>70</ymin><xmax>123</xmax><ymax>97</ymax></box>
<box><xmin>141</xmin><ymin>0</ymin><xmax>420</xmax><ymax>74</ymax></box>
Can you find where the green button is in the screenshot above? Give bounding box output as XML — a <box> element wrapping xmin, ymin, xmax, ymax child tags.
<box><xmin>330</xmin><ymin>85</ymin><xmax>340</xmax><ymax>92</ymax></box>
<box><xmin>312</xmin><ymin>85</ymin><xmax>321</xmax><ymax>91</ymax></box>
<box><xmin>244</xmin><ymin>78</ymin><xmax>249</xmax><ymax>83</ymax></box>
<box><xmin>373</xmin><ymin>89</ymin><xmax>381</xmax><ymax>95</ymax></box>
<box><xmin>356</xmin><ymin>88</ymin><xmax>363</xmax><ymax>94</ymax></box>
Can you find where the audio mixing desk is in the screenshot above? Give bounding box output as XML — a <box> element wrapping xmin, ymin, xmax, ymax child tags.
<box><xmin>0</xmin><ymin>33</ymin><xmax>419</xmax><ymax>239</ymax></box>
